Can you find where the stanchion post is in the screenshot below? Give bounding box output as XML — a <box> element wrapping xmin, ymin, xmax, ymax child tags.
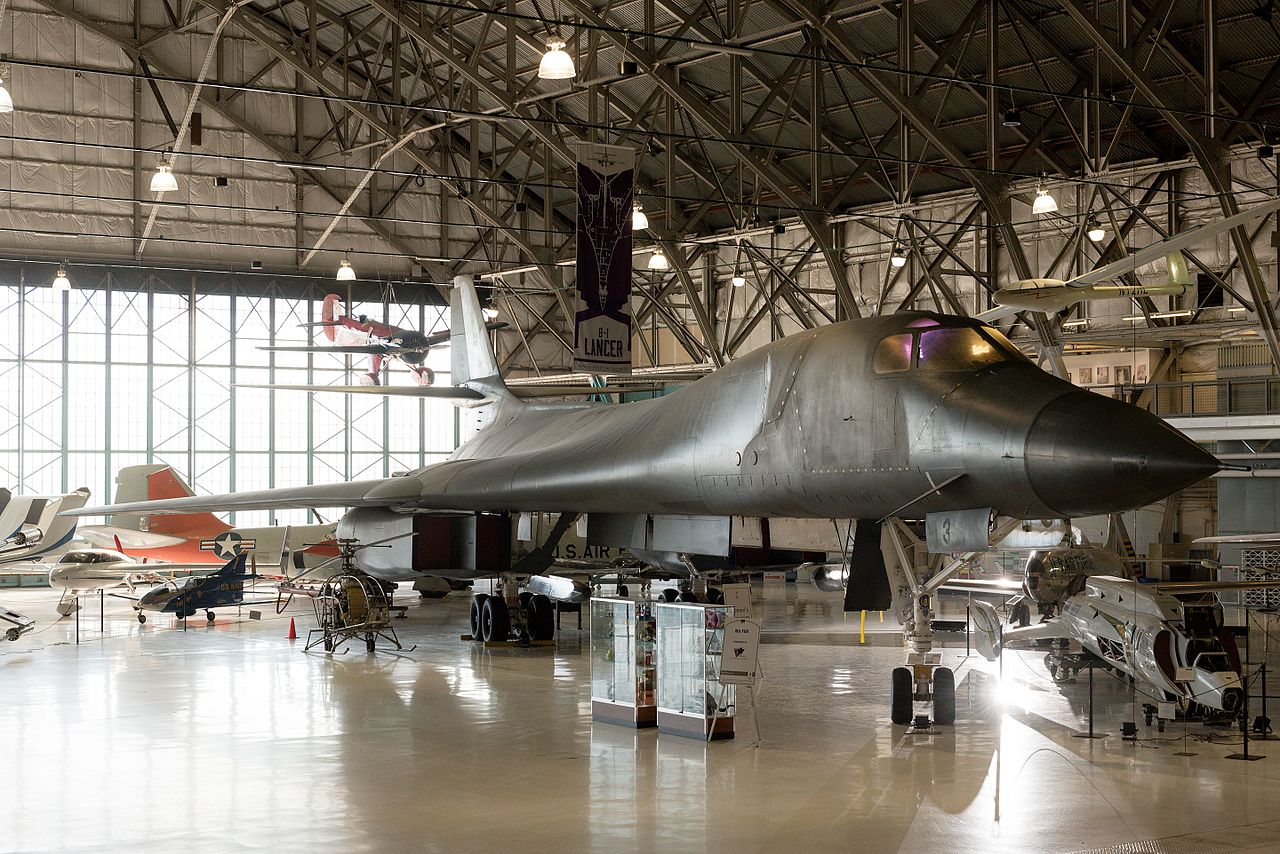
<box><xmin>1228</xmin><ymin>610</ymin><xmax>1265</xmax><ymax>760</ymax></box>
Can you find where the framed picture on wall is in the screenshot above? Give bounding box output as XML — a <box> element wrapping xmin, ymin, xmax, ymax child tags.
<box><xmin>1136</xmin><ymin>363</ymin><xmax>1149</xmax><ymax>383</ymax></box>
<box><xmin>1079</xmin><ymin>366</ymin><xmax>1093</xmax><ymax>384</ymax></box>
<box><xmin>1115</xmin><ymin>365</ymin><xmax>1131</xmax><ymax>384</ymax></box>
<box><xmin>1096</xmin><ymin>365</ymin><xmax>1110</xmax><ymax>384</ymax></box>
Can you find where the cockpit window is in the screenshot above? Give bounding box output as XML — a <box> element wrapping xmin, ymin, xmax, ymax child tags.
<box><xmin>980</xmin><ymin>326</ymin><xmax>1031</xmax><ymax>362</ymax></box>
<box><xmin>59</xmin><ymin>552</ymin><xmax>92</xmax><ymax>564</ymax></box>
<box><xmin>873</xmin><ymin>334</ymin><xmax>914</xmax><ymax>374</ymax></box>
<box><xmin>917</xmin><ymin>327</ymin><xmax>1011</xmax><ymax>372</ymax></box>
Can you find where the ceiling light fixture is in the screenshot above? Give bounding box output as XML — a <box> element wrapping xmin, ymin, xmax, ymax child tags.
<box><xmin>1031</xmin><ymin>186</ymin><xmax>1058</xmax><ymax>215</ymax></box>
<box><xmin>889</xmin><ymin>244</ymin><xmax>907</xmax><ymax>268</ymax></box>
<box><xmin>482</xmin><ymin>305</ymin><xmax>499</xmax><ymax>320</ymax></box>
<box><xmin>150</xmin><ymin>159</ymin><xmax>178</xmax><ymax>194</ymax></box>
<box><xmin>1062</xmin><ymin>318</ymin><xmax>1089</xmax><ymax>328</ymax></box>
<box><xmin>1002</xmin><ymin>108</ymin><xmax>1021</xmax><ymax>128</ymax></box>
<box><xmin>632</xmin><ymin>202</ymin><xmax>648</xmax><ymax>231</ymax></box>
<box><xmin>336</xmin><ymin>257</ymin><xmax>356</xmax><ymax>281</ymax></box>
<box><xmin>52</xmin><ymin>264</ymin><xmax>71</xmax><ymax>292</ymax></box>
<box><xmin>1086</xmin><ymin>218</ymin><xmax>1106</xmax><ymax>242</ymax></box>
<box><xmin>647</xmin><ymin>248</ymin><xmax>669</xmax><ymax>271</ymax></box>
<box><xmin>538</xmin><ymin>39</ymin><xmax>576</xmax><ymax>80</ymax></box>
<box><xmin>731</xmin><ymin>268</ymin><xmax>746</xmax><ymax>287</ymax></box>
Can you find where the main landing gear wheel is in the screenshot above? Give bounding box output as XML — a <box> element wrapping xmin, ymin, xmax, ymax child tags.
<box><xmin>481</xmin><ymin>596</ymin><xmax>510</xmax><ymax>643</ymax></box>
<box><xmin>206</xmin><ymin>611</ymin><xmax>215</xmax><ymax>623</ymax></box>
<box><xmin>470</xmin><ymin>593</ymin><xmax>490</xmax><ymax>638</ymax></box>
<box><xmin>705</xmin><ymin>587</ymin><xmax>725</xmax><ymax>605</ymax></box>
<box><xmin>137</xmin><ymin>614</ymin><xmax>146</xmax><ymax>624</ymax></box>
<box><xmin>527</xmin><ymin>594</ymin><xmax>555</xmax><ymax>641</ymax></box>
<box><xmin>932</xmin><ymin>667</ymin><xmax>956</xmax><ymax>725</ymax></box>
<box><xmin>891</xmin><ymin>667</ymin><xmax>914</xmax><ymax>725</ymax></box>
<box><xmin>660</xmin><ymin>588</ymin><xmax>679</xmax><ymax>603</ymax></box>
<box><xmin>676</xmin><ymin>590</ymin><xmax>700</xmax><ymax>603</ymax></box>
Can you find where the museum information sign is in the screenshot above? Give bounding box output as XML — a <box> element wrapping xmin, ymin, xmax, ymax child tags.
<box><xmin>719</xmin><ymin>619</ymin><xmax>761</xmax><ymax>685</ymax></box>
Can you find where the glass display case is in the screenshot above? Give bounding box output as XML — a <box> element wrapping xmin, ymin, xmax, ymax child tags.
<box><xmin>655</xmin><ymin>602</ymin><xmax>735</xmax><ymax>740</ymax></box>
<box><xmin>590</xmin><ymin>597</ymin><xmax>657</xmax><ymax>727</ymax></box>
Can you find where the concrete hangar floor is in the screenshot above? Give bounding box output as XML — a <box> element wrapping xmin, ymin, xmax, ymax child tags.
<box><xmin>2</xmin><ymin>584</ymin><xmax>1280</xmax><ymax>853</ymax></box>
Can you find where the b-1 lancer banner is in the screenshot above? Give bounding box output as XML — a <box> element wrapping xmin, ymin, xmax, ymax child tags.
<box><xmin>573</xmin><ymin>143</ymin><xmax>634</xmax><ymax>374</ymax></box>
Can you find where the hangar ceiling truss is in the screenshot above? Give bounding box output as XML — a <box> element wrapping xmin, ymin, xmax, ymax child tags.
<box><xmin>15</xmin><ymin>0</ymin><xmax>1280</xmax><ymax>372</ymax></box>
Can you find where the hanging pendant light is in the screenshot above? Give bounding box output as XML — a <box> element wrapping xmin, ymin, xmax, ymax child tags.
<box><xmin>150</xmin><ymin>159</ymin><xmax>178</xmax><ymax>194</ymax></box>
<box><xmin>731</xmin><ymin>268</ymin><xmax>746</xmax><ymax>288</ymax></box>
<box><xmin>1086</xmin><ymin>217</ymin><xmax>1106</xmax><ymax>242</ymax></box>
<box><xmin>889</xmin><ymin>244</ymin><xmax>907</xmax><ymax>268</ymax></box>
<box><xmin>647</xmin><ymin>248</ymin><xmax>669</xmax><ymax>271</ymax></box>
<box><xmin>632</xmin><ymin>202</ymin><xmax>648</xmax><ymax>231</ymax></box>
<box><xmin>52</xmin><ymin>264</ymin><xmax>71</xmax><ymax>292</ymax></box>
<box><xmin>538</xmin><ymin>39</ymin><xmax>576</xmax><ymax>80</ymax></box>
<box><xmin>336</xmin><ymin>257</ymin><xmax>356</xmax><ymax>281</ymax></box>
<box><xmin>1031</xmin><ymin>186</ymin><xmax>1058</xmax><ymax>215</ymax></box>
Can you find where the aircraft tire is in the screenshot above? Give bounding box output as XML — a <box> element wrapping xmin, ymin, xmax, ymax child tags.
<box><xmin>891</xmin><ymin>667</ymin><xmax>913</xmax><ymax>725</ymax></box>
<box><xmin>617</xmin><ymin>584</ymin><xmax>629</xmax><ymax>598</ymax></box>
<box><xmin>1011</xmin><ymin>601</ymin><xmax>1031</xmax><ymax>628</ymax></box>
<box><xmin>676</xmin><ymin>590</ymin><xmax>700</xmax><ymax>603</ymax></box>
<box><xmin>519</xmin><ymin>591</ymin><xmax>533</xmax><ymax>611</ymax></box>
<box><xmin>660</xmin><ymin>588</ymin><xmax>679</xmax><ymax>603</ymax></box>
<box><xmin>528</xmin><ymin>594</ymin><xmax>554</xmax><ymax>640</ymax></box>
<box><xmin>933</xmin><ymin>667</ymin><xmax>956</xmax><ymax>725</ymax></box>
<box><xmin>705</xmin><ymin>587</ymin><xmax>725</xmax><ymax>605</ymax></box>
<box><xmin>5</xmin><ymin>628</ymin><xmax>18</xmax><ymax>642</ymax></box>
<box><xmin>469</xmin><ymin>594</ymin><xmax>490</xmax><ymax>639</ymax></box>
<box><xmin>137</xmin><ymin>614</ymin><xmax>146</xmax><ymax>624</ymax></box>
<box><xmin>366</xmin><ymin>635</ymin><xmax>376</xmax><ymax>653</ymax></box>
<box><xmin>481</xmin><ymin>596</ymin><xmax>510</xmax><ymax>643</ymax></box>
<box><xmin>206</xmin><ymin>611</ymin><xmax>215</xmax><ymax>622</ymax></box>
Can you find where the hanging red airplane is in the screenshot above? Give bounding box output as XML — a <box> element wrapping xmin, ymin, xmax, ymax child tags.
<box><xmin>260</xmin><ymin>293</ymin><xmax>507</xmax><ymax>386</ymax></box>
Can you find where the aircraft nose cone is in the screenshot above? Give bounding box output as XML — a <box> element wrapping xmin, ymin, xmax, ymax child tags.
<box><xmin>1025</xmin><ymin>391</ymin><xmax>1220</xmax><ymax>517</ymax></box>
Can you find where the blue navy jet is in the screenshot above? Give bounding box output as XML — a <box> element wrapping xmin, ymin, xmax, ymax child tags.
<box><xmin>132</xmin><ymin>553</ymin><xmax>271</xmax><ymax>623</ymax></box>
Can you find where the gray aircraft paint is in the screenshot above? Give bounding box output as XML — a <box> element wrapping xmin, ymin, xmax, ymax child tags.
<box><xmin>68</xmin><ymin>278</ymin><xmax>1220</xmax><ymax>539</ymax></box>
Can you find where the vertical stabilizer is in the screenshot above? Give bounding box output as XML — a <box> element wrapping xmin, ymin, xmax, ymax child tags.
<box><xmin>450</xmin><ymin>275</ymin><xmax>505</xmax><ymax>390</ymax></box>
<box><xmin>112</xmin><ymin>464</ymin><xmax>231</xmax><ymax>536</ymax></box>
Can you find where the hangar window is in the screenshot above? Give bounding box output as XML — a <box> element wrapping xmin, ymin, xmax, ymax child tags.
<box><xmin>917</xmin><ymin>327</ymin><xmax>1010</xmax><ymax>372</ymax></box>
<box><xmin>873</xmin><ymin>334</ymin><xmax>914</xmax><ymax>374</ymax></box>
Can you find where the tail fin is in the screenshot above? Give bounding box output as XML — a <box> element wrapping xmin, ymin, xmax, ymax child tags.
<box><xmin>322</xmin><ymin>294</ymin><xmax>341</xmax><ymax>342</ymax></box>
<box><xmin>0</xmin><ymin>488</ymin><xmax>89</xmax><ymax>562</ymax></box>
<box><xmin>216</xmin><ymin>553</ymin><xmax>250</xmax><ymax>576</ymax></box>
<box><xmin>450</xmin><ymin>275</ymin><xmax>506</xmax><ymax>392</ymax></box>
<box><xmin>112</xmin><ymin>465</ymin><xmax>231</xmax><ymax>536</ymax></box>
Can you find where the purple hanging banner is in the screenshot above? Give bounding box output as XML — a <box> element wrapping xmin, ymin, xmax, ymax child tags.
<box><xmin>574</xmin><ymin>143</ymin><xmax>634</xmax><ymax>374</ymax></box>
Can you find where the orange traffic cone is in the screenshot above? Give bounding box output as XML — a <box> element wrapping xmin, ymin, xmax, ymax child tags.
<box><xmin>287</xmin><ymin>617</ymin><xmax>297</xmax><ymax>640</ymax></box>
